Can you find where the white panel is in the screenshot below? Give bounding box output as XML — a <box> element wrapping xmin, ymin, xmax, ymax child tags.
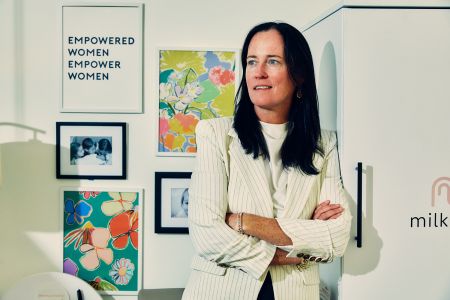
<box><xmin>61</xmin><ymin>4</ymin><xmax>143</xmax><ymax>113</ymax></box>
<box><xmin>303</xmin><ymin>10</ymin><xmax>344</xmax><ymax>300</ymax></box>
<box><xmin>304</xmin><ymin>9</ymin><xmax>345</xmax><ymax>147</ymax></box>
<box><xmin>302</xmin><ymin>1</ymin><xmax>450</xmax><ymax>33</ymax></box>
<box><xmin>340</xmin><ymin>8</ymin><xmax>450</xmax><ymax>300</ymax></box>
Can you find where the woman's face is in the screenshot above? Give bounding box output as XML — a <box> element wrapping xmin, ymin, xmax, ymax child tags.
<box><xmin>245</xmin><ymin>29</ymin><xmax>296</xmax><ymax>123</ymax></box>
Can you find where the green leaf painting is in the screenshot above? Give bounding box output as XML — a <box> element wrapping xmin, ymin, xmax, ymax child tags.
<box><xmin>158</xmin><ymin>50</ymin><xmax>237</xmax><ymax>153</ymax></box>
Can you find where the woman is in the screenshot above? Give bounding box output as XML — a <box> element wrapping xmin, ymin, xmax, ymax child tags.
<box><xmin>183</xmin><ymin>22</ymin><xmax>352</xmax><ymax>300</ymax></box>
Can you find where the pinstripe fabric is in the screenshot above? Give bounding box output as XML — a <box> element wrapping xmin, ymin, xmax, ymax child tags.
<box><xmin>182</xmin><ymin>117</ymin><xmax>351</xmax><ymax>300</ymax></box>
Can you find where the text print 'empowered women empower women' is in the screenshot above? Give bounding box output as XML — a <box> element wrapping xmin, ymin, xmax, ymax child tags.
<box><xmin>66</xmin><ymin>36</ymin><xmax>135</xmax><ymax>81</ymax></box>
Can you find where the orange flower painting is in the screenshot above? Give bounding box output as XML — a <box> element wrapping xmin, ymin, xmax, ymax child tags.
<box><xmin>158</xmin><ymin>50</ymin><xmax>237</xmax><ymax>153</ymax></box>
<box><xmin>63</xmin><ymin>189</ymin><xmax>141</xmax><ymax>294</ymax></box>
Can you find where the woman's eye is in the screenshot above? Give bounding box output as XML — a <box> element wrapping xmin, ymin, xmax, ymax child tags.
<box><xmin>247</xmin><ymin>59</ymin><xmax>257</xmax><ymax>66</ymax></box>
<box><xmin>268</xmin><ymin>59</ymin><xmax>280</xmax><ymax>65</ymax></box>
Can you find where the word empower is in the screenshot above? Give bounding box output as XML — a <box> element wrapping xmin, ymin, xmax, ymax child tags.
<box><xmin>68</xmin><ymin>61</ymin><xmax>120</xmax><ymax>69</ymax></box>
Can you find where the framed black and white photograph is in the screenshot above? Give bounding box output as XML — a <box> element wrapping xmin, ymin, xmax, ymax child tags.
<box><xmin>155</xmin><ymin>172</ymin><xmax>192</xmax><ymax>234</ymax></box>
<box><xmin>56</xmin><ymin>122</ymin><xmax>126</xmax><ymax>179</ymax></box>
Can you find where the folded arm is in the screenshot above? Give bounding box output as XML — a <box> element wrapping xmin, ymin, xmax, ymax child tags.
<box><xmin>226</xmin><ymin>200</ymin><xmax>343</xmax><ymax>245</ymax></box>
<box><xmin>188</xmin><ymin>120</ymin><xmax>276</xmax><ymax>279</ymax></box>
<box><xmin>226</xmin><ymin>132</ymin><xmax>352</xmax><ymax>263</ymax></box>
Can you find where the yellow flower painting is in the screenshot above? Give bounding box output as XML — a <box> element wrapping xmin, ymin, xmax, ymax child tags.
<box><xmin>158</xmin><ymin>49</ymin><xmax>237</xmax><ymax>153</ymax></box>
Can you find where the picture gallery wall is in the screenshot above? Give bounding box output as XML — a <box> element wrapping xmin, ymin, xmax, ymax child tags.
<box><xmin>59</xmin><ymin>3</ymin><xmax>238</xmax><ymax>295</ymax></box>
<box><xmin>0</xmin><ymin>0</ymin><xmax>327</xmax><ymax>296</ymax></box>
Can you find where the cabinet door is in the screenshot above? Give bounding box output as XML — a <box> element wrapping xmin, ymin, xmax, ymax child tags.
<box><xmin>304</xmin><ymin>10</ymin><xmax>345</xmax><ymax>300</ymax></box>
<box><xmin>340</xmin><ymin>8</ymin><xmax>450</xmax><ymax>300</ymax></box>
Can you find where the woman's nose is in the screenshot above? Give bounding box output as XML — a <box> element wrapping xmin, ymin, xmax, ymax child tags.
<box><xmin>254</xmin><ymin>64</ymin><xmax>268</xmax><ymax>79</ymax></box>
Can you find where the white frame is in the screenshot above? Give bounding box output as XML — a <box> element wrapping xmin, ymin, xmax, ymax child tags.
<box><xmin>161</xmin><ymin>178</ymin><xmax>190</xmax><ymax>228</ymax></box>
<box><xmin>156</xmin><ymin>47</ymin><xmax>241</xmax><ymax>157</ymax></box>
<box><xmin>60</xmin><ymin>2</ymin><xmax>144</xmax><ymax>113</ymax></box>
<box><xmin>60</xmin><ymin>187</ymin><xmax>143</xmax><ymax>296</ymax></box>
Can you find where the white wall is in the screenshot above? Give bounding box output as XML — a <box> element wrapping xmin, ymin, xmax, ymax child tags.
<box><xmin>0</xmin><ymin>0</ymin><xmax>339</xmax><ymax>298</ymax></box>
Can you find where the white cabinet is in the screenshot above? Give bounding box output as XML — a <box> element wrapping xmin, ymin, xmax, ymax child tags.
<box><xmin>304</xmin><ymin>5</ymin><xmax>450</xmax><ymax>300</ymax></box>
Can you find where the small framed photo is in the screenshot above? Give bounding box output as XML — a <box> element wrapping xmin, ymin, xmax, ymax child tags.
<box><xmin>56</xmin><ymin>122</ymin><xmax>126</xmax><ymax>179</ymax></box>
<box><xmin>157</xmin><ymin>48</ymin><xmax>239</xmax><ymax>156</ymax></box>
<box><xmin>155</xmin><ymin>172</ymin><xmax>192</xmax><ymax>234</ymax></box>
<box><xmin>61</xmin><ymin>187</ymin><xmax>142</xmax><ymax>295</ymax></box>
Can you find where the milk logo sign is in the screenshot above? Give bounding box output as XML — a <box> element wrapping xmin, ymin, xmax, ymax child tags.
<box><xmin>410</xmin><ymin>177</ymin><xmax>449</xmax><ymax>228</ymax></box>
<box><xmin>431</xmin><ymin>177</ymin><xmax>450</xmax><ymax>207</ymax></box>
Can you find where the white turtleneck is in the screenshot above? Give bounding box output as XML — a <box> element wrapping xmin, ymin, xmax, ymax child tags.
<box><xmin>259</xmin><ymin>121</ymin><xmax>294</xmax><ymax>252</ymax></box>
<box><xmin>259</xmin><ymin>121</ymin><xmax>288</xmax><ymax>217</ymax></box>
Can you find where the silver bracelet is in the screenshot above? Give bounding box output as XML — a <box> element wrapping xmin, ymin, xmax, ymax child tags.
<box><xmin>237</xmin><ymin>212</ymin><xmax>244</xmax><ymax>234</ymax></box>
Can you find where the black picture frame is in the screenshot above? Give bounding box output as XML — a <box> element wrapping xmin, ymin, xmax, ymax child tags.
<box><xmin>155</xmin><ymin>172</ymin><xmax>192</xmax><ymax>234</ymax></box>
<box><xmin>56</xmin><ymin>122</ymin><xmax>127</xmax><ymax>179</ymax></box>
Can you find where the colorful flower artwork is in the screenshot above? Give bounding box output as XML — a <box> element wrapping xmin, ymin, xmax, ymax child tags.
<box><xmin>62</xmin><ymin>189</ymin><xmax>141</xmax><ymax>295</ymax></box>
<box><xmin>158</xmin><ymin>49</ymin><xmax>238</xmax><ymax>154</ymax></box>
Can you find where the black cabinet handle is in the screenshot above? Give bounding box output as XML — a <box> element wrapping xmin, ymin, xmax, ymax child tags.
<box><xmin>355</xmin><ymin>162</ymin><xmax>362</xmax><ymax>248</ymax></box>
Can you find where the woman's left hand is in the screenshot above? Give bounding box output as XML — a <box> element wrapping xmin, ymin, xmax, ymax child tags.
<box><xmin>313</xmin><ymin>200</ymin><xmax>343</xmax><ymax>220</ymax></box>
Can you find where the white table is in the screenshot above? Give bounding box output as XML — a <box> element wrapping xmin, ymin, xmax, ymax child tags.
<box><xmin>2</xmin><ymin>272</ymin><xmax>102</xmax><ymax>300</ymax></box>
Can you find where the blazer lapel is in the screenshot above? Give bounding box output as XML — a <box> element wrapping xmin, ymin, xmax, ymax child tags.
<box><xmin>227</xmin><ymin>127</ymin><xmax>274</xmax><ymax>217</ymax></box>
<box><xmin>281</xmin><ymin>171</ymin><xmax>315</xmax><ymax>218</ymax></box>
<box><xmin>281</xmin><ymin>153</ymin><xmax>325</xmax><ymax>218</ymax></box>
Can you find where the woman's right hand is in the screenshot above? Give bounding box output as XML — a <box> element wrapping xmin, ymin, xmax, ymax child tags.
<box><xmin>312</xmin><ymin>200</ymin><xmax>343</xmax><ymax>220</ymax></box>
<box><xmin>270</xmin><ymin>248</ymin><xmax>304</xmax><ymax>266</ymax></box>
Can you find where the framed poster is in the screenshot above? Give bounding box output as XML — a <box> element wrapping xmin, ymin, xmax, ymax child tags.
<box><xmin>155</xmin><ymin>172</ymin><xmax>192</xmax><ymax>234</ymax></box>
<box><xmin>157</xmin><ymin>48</ymin><xmax>239</xmax><ymax>156</ymax></box>
<box><xmin>61</xmin><ymin>187</ymin><xmax>142</xmax><ymax>295</ymax></box>
<box><xmin>61</xmin><ymin>3</ymin><xmax>143</xmax><ymax>113</ymax></box>
<box><xmin>56</xmin><ymin>122</ymin><xmax>126</xmax><ymax>179</ymax></box>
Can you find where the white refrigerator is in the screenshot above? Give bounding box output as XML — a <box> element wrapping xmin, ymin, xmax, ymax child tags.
<box><xmin>303</xmin><ymin>3</ymin><xmax>450</xmax><ymax>300</ymax></box>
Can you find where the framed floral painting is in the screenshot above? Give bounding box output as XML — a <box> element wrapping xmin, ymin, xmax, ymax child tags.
<box><xmin>61</xmin><ymin>187</ymin><xmax>142</xmax><ymax>295</ymax></box>
<box><xmin>157</xmin><ymin>48</ymin><xmax>239</xmax><ymax>156</ymax></box>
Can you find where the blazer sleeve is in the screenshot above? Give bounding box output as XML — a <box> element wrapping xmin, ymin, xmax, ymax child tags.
<box><xmin>188</xmin><ymin>120</ymin><xmax>276</xmax><ymax>280</ymax></box>
<box><xmin>276</xmin><ymin>131</ymin><xmax>352</xmax><ymax>262</ymax></box>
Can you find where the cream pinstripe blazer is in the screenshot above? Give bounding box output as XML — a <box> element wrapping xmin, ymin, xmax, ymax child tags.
<box><xmin>183</xmin><ymin>118</ymin><xmax>352</xmax><ymax>300</ymax></box>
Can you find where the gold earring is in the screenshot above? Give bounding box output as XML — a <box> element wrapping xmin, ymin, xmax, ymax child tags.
<box><xmin>296</xmin><ymin>90</ymin><xmax>303</xmax><ymax>100</ymax></box>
